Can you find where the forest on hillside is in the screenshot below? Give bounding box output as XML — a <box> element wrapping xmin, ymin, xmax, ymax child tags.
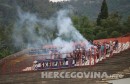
<box><xmin>0</xmin><ymin>0</ymin><xmax>130</xmax><ymax>58</ymax></box>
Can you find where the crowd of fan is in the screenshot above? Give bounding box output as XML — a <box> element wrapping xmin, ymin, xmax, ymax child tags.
<box><xmin>31</xmin><ymin>40</ymin><xmax>119</xmax><ymax>67</ymax></box>
<box><xmin>50</xmin><ymin>40</ymin><xmax>118</xmax><ymax>60</ymax></box>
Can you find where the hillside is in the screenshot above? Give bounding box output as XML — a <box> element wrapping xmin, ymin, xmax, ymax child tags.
<box><xmin>0</xmin><ymin>0</ymin><xmax>130</xmax><ymax>20</ymax></box>
<box><xmin>67</xmin><ymin>0</ymin><xmax>130</xmax><ymax>20</ymax></box>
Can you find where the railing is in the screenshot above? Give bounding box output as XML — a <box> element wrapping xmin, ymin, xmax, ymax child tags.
<box><xmin>0</xmin><ymin>36</ymin><xmax>130</xmax><ymax>75</ymax></box>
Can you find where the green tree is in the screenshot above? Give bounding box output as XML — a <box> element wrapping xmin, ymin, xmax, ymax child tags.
<box><xmin>100</xmin><ymin>12</ymin><xmax>123</xmax><ymax>36</ymax></box>
<box><xmin>97</xmin><ymin>0</ymin><xmax>108</xmax><ymax>26</ymax></box>
<box><xmin>110</xmin><ymin>31</ymin><xmax>121</xmax><ymax>38</ymax></box>
<box><xmin>123</xmin><ymin>16</ymin><xmax>130</xmax><ymax>34</ymax></box>
<box><xmin>72</xmin><ymin>16</ymin><xmax>95</xmax><ymax>40</ymax></box>
<box><xmin>96</xmin><ymin>31</ymin><xmax>108</xmax><ymax>39</ymax></box>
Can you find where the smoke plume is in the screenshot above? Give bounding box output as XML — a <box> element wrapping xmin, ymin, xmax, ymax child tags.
<box><xmin>12</xmin><ymin>7</ymin><xmax>92</xmax><ymax>53</ymax></box>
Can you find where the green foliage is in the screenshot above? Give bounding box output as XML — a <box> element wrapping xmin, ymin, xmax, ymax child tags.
<box><xmin>110</xmin><ymin>31</ymin><xmax>121</xmax><ymax>38</ymax></box>
<box><xmin>123</xmin><ymin>16</ymin><xmax>130</xmax><ymax>34</ymax></box>
<box><xmin>0</xmin><ymin>48</ymin><xmax>12</xmax><ymax>59</ymax></box>
<box><xmin>97</xmin><ymin>0</ymin><xmax>108</xmax><ymax>25</ymax></box>
<box><xmin>100</xmin><ymin>12</ymin><xmax>123</xmax><ymax>34</ymax></box>
<box><xmin>72</xmin><ymin>12</ymin><xmax>130</xmax><ymax>40</ymax></box>
<box><xmin>91</xmin><ymin>12</ymin><xmax>125</xmax><ymax>39</ymax></box>
<box><xmin>72</xmin><ymin>15</ymin><xmax>95</xmax><ymax>40</ymax></box>
<box><xmin>96</xmin><ymin>31</ymin><xmax>108</xmax><ymax>39</ymax></box>
<box><xmin>101</xmin><ymin>0</ymin><xmax>108</xmax><ymax>19</ymax></box>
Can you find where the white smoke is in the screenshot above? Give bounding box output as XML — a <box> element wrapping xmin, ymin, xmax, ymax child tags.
<box><xmin>12</xmin><ymin>7</ymin><xmax>92</xmax><ymax>53</ymax></box>
<box><xmin>53</xmin><ymin>37</ymin><xmax>74</xmax><ymax>53</ymax></box>
<box><xmin>56</xmin><ymin>10</ymin><xmax>85</xmax><ymax>41</ymax></box>
<box><xmin>13</xmin><ymin>7</ymin><xmax>56</xmax><ymax>48</ymax></box>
